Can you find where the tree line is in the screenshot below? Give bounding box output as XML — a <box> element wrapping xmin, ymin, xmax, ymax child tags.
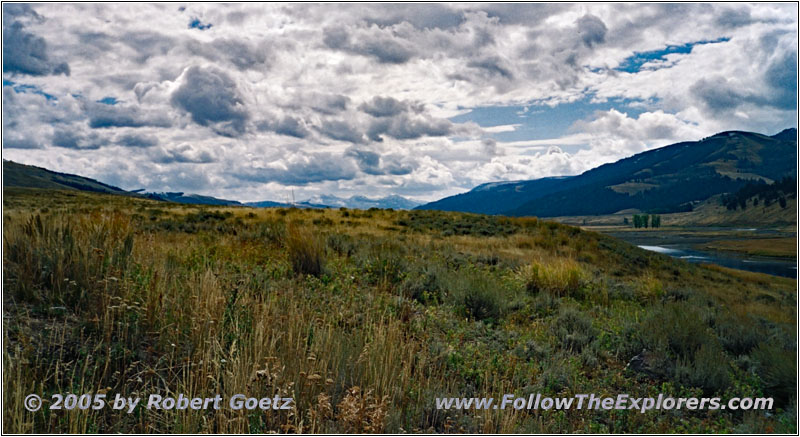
<box><xmin>626</xmin><ymin>214</ymin><xmax>661</xmax><ymax>228</ymax></box>
<box><xmin>721</xmin><ymin>177</ymin><xmax>795</xmax><ymax>211</ymax></box>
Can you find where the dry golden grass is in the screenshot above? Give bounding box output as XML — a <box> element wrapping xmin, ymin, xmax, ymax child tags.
<box><xmin>2</xmin><ymin>188</ymin><xmax>796</xmax><ymax>433</ymax></box>
<box><xmin>700</xmin><ymin>237</ymin><xmax>797</xmax><ymax>258</ymax></box>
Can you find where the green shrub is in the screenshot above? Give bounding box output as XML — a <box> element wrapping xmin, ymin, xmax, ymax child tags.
<box><xmin>639</xmin><ymin>302</ymin><xmax>711</xmax><ymax>358</ymax></box>
<box><xmin>552</xmin><ymin>307</ymin><xmax>596</xmax><ymax>352</ymax></box>
<box><xmin>632</xmin><ymin>301</ymin><xmax>737</xmax><ymax>394</ymax></box>
<box><xmin>674</xmin><ymin>342</ymin><xmax>731</xmax><ymax>395</ymax></box>
<box><xmin>251</xmin><ymin>219</ymin><xmax>286</xmax><ymax>246</ymax></box>
<box><xmin>714</xmin><ymin>314</ymin><xmax>761</xmax><ymax>355</ymax></box>
<box><xmin>448</xmin><ymin>270</ymin><xmax>506</xmax><ymax>321</ymax></box>
<box><xmin>532</xmin><ymin>292</ymin><xmax>560</xmax><ymax>317</ymax></box>
<box><xmin>356</xmin><ymin>240</ymin><xmax>408</xmax><ymax>287</ymax></box>
<box><xmin>513</xmin><ymin>340</ymin><xmax>549</xmax><ymax>362</ymax></box>
<box><xmin>536</xmin><ymin>355</ymin><xmax>577</xmax><ymax>392</ymax></box>
<box><xmin>327</xmin><ymin>233</ymin><xmax>356</xmax><ymax>257</ymax></box>
<box><xmin>752</xmin><ymin>343</ymin><xmax>797</xmax><ymax>406</ymax></box>
<box><xmin>400</xmin><ymin>262</ymin><xmax>445</xmax><ymax>304</ymax></box>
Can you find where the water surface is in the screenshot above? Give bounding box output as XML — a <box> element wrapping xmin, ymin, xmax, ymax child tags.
<box><xmin>605</xmin><ymin>230</ymin><xmax>797</xmax><ymax>278</ymax></box>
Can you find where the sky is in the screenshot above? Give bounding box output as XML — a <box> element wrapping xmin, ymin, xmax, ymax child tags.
<box><xmin>2</xmin><ymin>3</ymin><xmax>797</xmax><ymax>202</ymax></box>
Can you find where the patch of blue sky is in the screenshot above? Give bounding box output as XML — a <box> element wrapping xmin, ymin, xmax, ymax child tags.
<box><xmin>2</xmin><ymin>79</ymin><xmax>57</xmax><ymax>101</ymax></box>
<box><xmin>189</xmin><ymin>18</ymin><xmax>212</xmax><ymax>30</ymax></box>
<box><xmin>450</xmin><ymin>96</ymin><xmax>650</xmax><ymax>143</ymax></box>
<box><xmin>616</xmin><ymin>37</ymin><xmax>730</xmax><ymax>73</ymax></box>
<box><xmin>97</xmin><ymin>96</ymin><xmax>118</xmax><ymax>105</ymax></box>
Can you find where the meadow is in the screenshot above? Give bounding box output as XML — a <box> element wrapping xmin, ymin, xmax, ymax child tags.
<box><xmin>2</xmin><ymin>188</ymin><xmax>796</xmax><ymax>433</ymax></box>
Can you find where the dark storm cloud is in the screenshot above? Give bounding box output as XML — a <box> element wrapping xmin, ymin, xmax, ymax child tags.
<box><xmin>86</xmin><ymin>102</ymin><xmax>172</xmax><ymax>129</ymax></box>
<box><xmin>359</xmin><ymin>96</ymin><xmax>420</xmax><ymax>117</ymax></box>
<box><xmin>2</xmin><ymin>4</ymin><xmax>41</xmax><ymax>22</ymax></box>
<box><xmin>367</xmin><ymin>114</ymin><xmax>452</xmax><ymax>141</ymax></box>
<box><xmin>714</xmin><ymin>7</ymin><xmax>754</xmax><ymax>28</ymax></box>
<box><xmin>52</xmin><ymin>130</ymin><xmax>83</xmax><ymax>149</ymax></box>
<box><xmin>467</xmin><ymin>56</ymin><xmax>514</xmax><ymax>80</ymax></box>
<box><xmin>764</xmin><ymin>49</ymin><xmax>797</xmax><ymax>110</ymax></box>
<box><xmin>381</xmin><ymin>154</ymin><xmax>415</xmax><ymax>175</ymax></box>
<box><xmin>3</xmin><ymin>137</ymin><xmax>42</xmax><ymax>149</ymax></box>
<box><xmin>691</xmin><ymin>46</ymin><xmax>797</xmax><ymax>116</ymax></box>
<box><xmin>170</xmin><ymin>66</ymin><xmax>250</xmax><ymax>137</ymax></box>
<box><xmin>690</xmin><ymin>77</ymin><xmax>743</xmax><ymax>114</ymax></box>
<box><xmin>236</xmin><ymin>153</ymin><xmax>359</xmax><ymax>185</ymax></box>
<box><xmin>358</xmin><ymin>96</ymin><xmax>453</xmax><ymax>142</ymax></box>
<box><xmin>345</xmin><ymin>148</ymin><xmax>381</xmax><ymax>175</ymax></box>
<box><xmin>513</xmin><ymin>13</ymin><xmax>613</xmax><ymax>91</ymax></box>
<box><xmin>186</xmin><ymin>38</ymin><xmax>270</xmax><ymax>71</ymax></box>
<box><xmin>310</xmin><ymin>93</ymin><xmax>350</xmax><ymax>114</ymax></box>
<box><xmin>121</xmin><ymin>31</ymin><xmax>177</xmax><ymax>63</ymax></box>
<box><xmin>116</xmin><ymin>133</ymin><xmax>159</xmax><ymax>148</ymax></box>
<box><xmin>151</xmin><ymin>144</ymin><xmax>215</xmax><ymax>164</ymax></box>
<box><xmin>281</xmin><ymin>91</ymin><xmax>350</xmax><ymax>115</ymax></box>
<box><xmin>318</xmin><ymin>120</ymin><xmax>366</xmax><ymax>143</ymax></box>
<box><xmin>360</xmin><ymin>4</ymin><xmax>465</xmax><ymax>30</ymax></box>
<box><xmin>345</xmin><ymin>147</ymin><xmax>417</xmax><ymax>176</ymax></box>
<box><xmin>257</xmin><ymin>116</ymin><xmax>311</xmax><ymax>138</ymax></box>
<box><xmin>322</xmin><ymin>27</ymin><xmax>350</xmax><ymax>50</ymax></box>
<box><xmin>274</xmin><ymin>116</ymin><xmax>311</xmax><ymax>138</ymax></box>
<box><xmin>52</xmin><ymin>130</ymin><xmax>104</xmax><ymax>150</ymax></box>
<box><xmin>360</xmin><ymin>35</ymin><xmax>415</xmax><ymax>64</ymax></box>
<box><xmin>322</xmin><ymin>26</ymin><xmax>415</xmax><ymax>64</ymax></box>
<box><xmin>577</xmin><ymin>14</ymin><xmax>607</xmax><ymax>48</ymax></box>
<box><xmin>480</xmin><ymin>3</ymin><xmax>569</xmax><ymax>26</ymax></box>
<box><xmin>3</xmin><ymin>21</ymin><xmax>70</xmax><ymax>76</ymax></box>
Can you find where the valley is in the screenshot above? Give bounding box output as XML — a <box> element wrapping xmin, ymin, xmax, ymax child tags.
<box><xmin>550</xmin><ymin>195</ymin><xmax>796</xmax><ymax>278</ymax></box>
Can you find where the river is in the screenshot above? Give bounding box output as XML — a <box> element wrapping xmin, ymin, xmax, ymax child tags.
<box><xmin>603</xmin><ymin>230</ymin><xmax>797</xmax><ymax>278</ymax></box>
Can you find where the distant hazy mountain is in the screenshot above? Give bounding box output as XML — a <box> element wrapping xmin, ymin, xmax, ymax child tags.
<box><xmin>144</xmin><ymin>192</ymin><xmax>243</xmax><ymax>206</ymax></box>
<box><xmin>417</xmin><ymin>177</ymin><xmax>573</xmax><ymax>215</ymax></box>
<box><xmin>244</xmin><ymin>200</ymin><xmax>329</xmax><ymax>209</ymax></box>
<box><xmin>417</xmin><ymin>128</ymin><xmax>797</xmax><ymax>217</ymax></box>
<box><xmin>3</xmin><ymin>160</ymin><xmax>132</xmax><ymax>195</ymax></box>
<box><xmin>245</xmin><ymin>200</ymin><xmax>292</xmax><ymax>208</ymax></box>
<box><xmin>303</xmin><ymin>194</ymin><xmax>420</xmax><ymax>210</ymax></box>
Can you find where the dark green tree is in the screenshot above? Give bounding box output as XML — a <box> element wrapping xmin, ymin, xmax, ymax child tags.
<box><xmin>651</xmin><ymin>214</ymin><xmax>661</xmax><ymax>228</ymax></box>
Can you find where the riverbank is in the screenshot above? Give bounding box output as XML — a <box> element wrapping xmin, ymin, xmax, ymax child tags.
<box><xmin>591</xmin><ymin>227</ymin><xmax>796</xmax><ymax>278</ymax></box>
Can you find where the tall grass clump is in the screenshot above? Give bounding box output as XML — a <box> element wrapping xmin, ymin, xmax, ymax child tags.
<box><xmin>519</xmin><ymin>258</ymin><xmax>583</xmax><ymax>298</ymax></box>
<box><xmin>445</xmin><ymin>269</ymin><xmax>506</xmax><ymax>321</ymax></box>
<box><xmin>286</xmin><ymin>224</ymin><xmax>326</xmax><ymax>277</ymax></box>
<box><xmin>4</xmin><ymin>213</ymin><xmax>133</xmax><ymax>309</ymax></box>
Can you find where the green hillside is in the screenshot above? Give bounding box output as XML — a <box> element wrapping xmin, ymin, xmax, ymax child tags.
<box><xmin>3</xmin><ymin>160</ymin><xmax>130</xmax><ymax>194</ymax></box>
<box><xmin>418</xmin><ymin>129</ymin><xmax>797</xmax><ymax>218</ymax></box>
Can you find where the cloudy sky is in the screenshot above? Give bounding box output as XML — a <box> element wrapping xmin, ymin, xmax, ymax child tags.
<box><xmin>2</xmin><ymin>3</ymin><xmax>797</xmax><ymax>202</ymax></box>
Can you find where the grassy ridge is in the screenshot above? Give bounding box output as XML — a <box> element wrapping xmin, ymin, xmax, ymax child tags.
<box><xmin>2</xmin><ymin>189</ymin><xmax>797</xmax><ymax>433</ymax></box>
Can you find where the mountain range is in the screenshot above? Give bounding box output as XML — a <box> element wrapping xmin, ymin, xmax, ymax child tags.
<box><xmin>4</xmin><ymin>128</ymin><xmax>796</xmax><ymax>215</ymax></box>
<box><xmin>417</xmin><ymin>128</ymin><xmax>797</xmax><ymax>217</ymax></box>
<box><xmin>2</xmin><ymin>160</ymin><xmax>419</xmax><ymax>210</ymax></box>
<box><xmin>298</xmin><ymin>194</ymin><xmax>419</xmax><ymax>210</ymax></box>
